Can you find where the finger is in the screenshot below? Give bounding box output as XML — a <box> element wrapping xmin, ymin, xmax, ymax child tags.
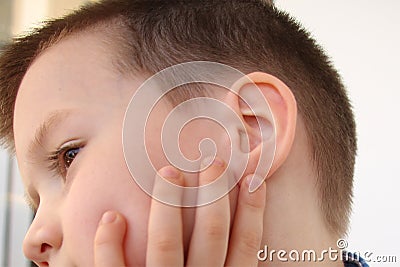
<box><xmin>225</xmin><ymin>174</ymin><xmax>266</xmax><ymax>267</ymax></box>
<box><xmin>146</xmin><ymin>166</ymin><xmax>185</xmax><ymax>267</ymax></box>
<box><xmin>186</xmin><ymin>157</ymin><xmax>230</xmax><ymax>267</ymax></box>
<box><xmin>94</xmin><ymin>211</ymin><xmax>127</xmax><ymax>267</ymax></box>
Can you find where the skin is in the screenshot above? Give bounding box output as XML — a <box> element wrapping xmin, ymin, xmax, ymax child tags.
<box><xmin>14</xmin><ymin>31</ymin><xmax>345</xmax><ymax>266</ymax></box>
<box><xmin>13</xmin><ymin>32</ymin><xmax>261</xmax><ymax>266</ymax></box>
<box><xmin>15</xmin><ymin>33</ymin><xmax>156</xmax><ymax>266</ymax></box>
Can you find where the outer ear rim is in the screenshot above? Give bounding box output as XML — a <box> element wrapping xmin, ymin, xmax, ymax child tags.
<box><xmin>233</xmin><ymin>71</ymin><xmax>297</xmax><ymax>177</ymax></box>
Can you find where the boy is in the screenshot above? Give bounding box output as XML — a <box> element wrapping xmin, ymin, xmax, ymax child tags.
<box><xmin>0</xmin><ymin>0</ymin><xmax>365</xmax><ymax>266</ymax></box>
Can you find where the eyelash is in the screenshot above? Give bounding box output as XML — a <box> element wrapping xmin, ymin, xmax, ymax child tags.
<box><xmin>24</xmin><ymin>193</ymin><xmax>39</xmax><ymax>214</ymax></box>
<box><xmin>47</xmin><ymin>141</ymin><xmax>84</xmax><ymax>178</ymax></box>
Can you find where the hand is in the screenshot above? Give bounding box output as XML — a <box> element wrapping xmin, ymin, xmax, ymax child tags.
<box><xmin>94</xmin><ymin>158</ymin><xmax>266</xmax><ymax>266</ymax></box>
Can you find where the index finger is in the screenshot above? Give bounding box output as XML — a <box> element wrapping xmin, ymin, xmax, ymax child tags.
<box><xmin>94</xmin><ymin>211</ymin><xmax>127</xmax><ymax>267</ymax></box>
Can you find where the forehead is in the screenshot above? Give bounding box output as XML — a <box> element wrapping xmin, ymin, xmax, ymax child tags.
<box><xmin>13</xmin><ymin>32</ymin><xmax>144</xmax><ymax>157</ymax></box>
<box><xmin>17</xmin><ymin>32</ymin><xmax>124</xmax><ymax>106</ymax></box>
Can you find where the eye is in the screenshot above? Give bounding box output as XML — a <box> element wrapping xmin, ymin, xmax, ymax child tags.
<box><xmin>64</xmin><ymin>147</ymin><xmax>80</xmax><ymax>169</ymax></box>
<box><xmin>48</xmin><ymin>142</ymin><xmax>84</xmax><ymax>178</ymax></box>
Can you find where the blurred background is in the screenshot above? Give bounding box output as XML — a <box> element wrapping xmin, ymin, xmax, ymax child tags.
<box><xmin>0</xmin><ymin>0</ymin><xmax>399</xmax><ymax>266</ymax></box>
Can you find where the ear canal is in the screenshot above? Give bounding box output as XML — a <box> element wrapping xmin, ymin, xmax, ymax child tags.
<box><xmin>240</xmin><ymin>116</ymin><xmax>274</xmax><ymax>152</ymax></box>
<box><xmin>238</xmin><ymin>85</ymin><xmax>275</xmax><ymax>153</ymax></box>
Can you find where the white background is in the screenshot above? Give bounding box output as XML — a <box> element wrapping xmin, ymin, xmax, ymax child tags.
<box><xmin>275</xmin><ymin>0</ymin><xmax>400</xmax><ymax>265</ymax></box>
<box><xmin>0</xmin><ymin>1</ymin><xmax>399</xmax><ymax>266</ymax></box>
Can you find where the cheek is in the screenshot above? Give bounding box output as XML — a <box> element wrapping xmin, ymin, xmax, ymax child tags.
<box><xmin>61</xmin><ymin>157</ymin><xmax>152</xmax><ymax>266</ymax></box>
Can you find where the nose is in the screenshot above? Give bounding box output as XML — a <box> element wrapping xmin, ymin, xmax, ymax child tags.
<box><xmin>23</xmin><ymin>207</ymin><xmax>63</xmax><ymax>265</ymax></box>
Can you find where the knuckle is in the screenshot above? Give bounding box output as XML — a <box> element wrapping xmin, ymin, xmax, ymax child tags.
<box><xmin>94</xmin><ymin>228</ymin><xmax>111</xmax><ymax>247</ymax></box>
<box><xmin>150</xmin><ymin>233</ymin><xmax>180</xmax><ymax>252</ymax></box>
<box><xmin>94</xmin><ymin>236</ymin><xmax>110</xmax><ymax>248</ymax></box>
<box><xmin>243</xmin><ymin>195</ymin><xmax>265</xmax><ymax>211</ymax></box>
<box><xmin>237</xmin><ymin>230</ymin><xmax>261</xmax><ymax>254</ymax></box>
<box><xmin>203</xmin><ymin>218</ymin><xmax>228</xmax><ymax>239</ymax></box>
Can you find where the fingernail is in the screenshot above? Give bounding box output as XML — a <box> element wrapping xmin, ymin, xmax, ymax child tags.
<box><xmin>101</xmin><ymin>211</ymin><xmax>117</xmax><ymax>225</ymax></box>
<box><xmin>159</xmin><ymin>166</ymin><xmax>180</xmax><ymax>179</ymax></box>
<box><xmin>246</xmin><ymin>174</ymin><xmax>264</xmax><ymax>193</ymax></box>
<box><xmin>201</xmin><ymin>156</ymin><xmax>224</xmax><ymax>168</ymax></box>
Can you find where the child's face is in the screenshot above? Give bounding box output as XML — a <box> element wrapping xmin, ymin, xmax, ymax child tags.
<box><xmin>13</xmin><ymin>33</ymin><xmax>232</xmax><ymax>266</ymax></box>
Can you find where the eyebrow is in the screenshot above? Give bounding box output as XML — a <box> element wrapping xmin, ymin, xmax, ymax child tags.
<box><xmin>27</xmin><ymin>110</ymin><xmax>73</xmax><ymax>159</ymax></box>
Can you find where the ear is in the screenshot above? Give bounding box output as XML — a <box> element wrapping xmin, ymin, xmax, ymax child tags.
<box><xmin>226</xmin><ymin>72</ymin><xmax>297</xmax><ymax>178</ymax></box>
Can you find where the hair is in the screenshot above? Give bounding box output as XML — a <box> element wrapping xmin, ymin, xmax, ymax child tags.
<box><xmin>0</xmin><ymin>0</ymin><xmax>356</xmax><ymax>236</ymax></box>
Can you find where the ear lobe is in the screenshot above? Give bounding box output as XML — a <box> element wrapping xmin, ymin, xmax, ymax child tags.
<box><xmin>233</xmin><ymin>72</ymin><xmax>297</xmax><ymax>177</ymax></box>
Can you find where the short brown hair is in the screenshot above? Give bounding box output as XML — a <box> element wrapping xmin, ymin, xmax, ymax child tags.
<box><xmin>0</xmin><ymin>0</ymin><xmax>356</xmax><ymax>235</ymax></box>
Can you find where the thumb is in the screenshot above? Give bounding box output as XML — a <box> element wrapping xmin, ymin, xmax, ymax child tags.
<box><xmin>94</xmin><ymin>211</ymin><xmax>127</xmax><ymax>267</ymax></box>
